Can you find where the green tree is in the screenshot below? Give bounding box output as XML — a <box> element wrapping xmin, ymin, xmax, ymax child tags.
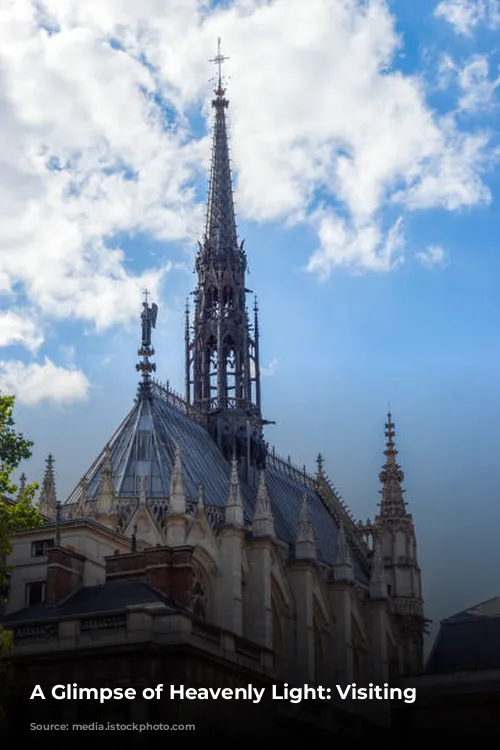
<box><xmin>0</xmin><ymin>395</ymin><xmax>42</xmax><ymax>659</ymax></box>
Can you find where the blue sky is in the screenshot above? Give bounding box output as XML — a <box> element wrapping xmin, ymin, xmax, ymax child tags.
<box><xmin>1</xmin><ymin>0</ymin><xmax>500</xmax><ymax>645</ymax></box>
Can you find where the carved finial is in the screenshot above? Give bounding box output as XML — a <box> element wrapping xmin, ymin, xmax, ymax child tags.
<box><xmin>333</xmin><ymin>523</ymin><xmax>354</xmax><ymax>582</ymax></box>
<box><xmin>226</xmin><ymin>457</ymin><xmax>244</xmax><ymax>528</ymax></box>
<box><xmin>295</xmin><ymin>494</ymin><xmax>316</xmax><ymax>560</ymax></box>
<box><xmin>97</xmin><ymin>445</ymin><xmax>115</xmax><ymax>514</ymax></box>
<box><xmin>316</xmin><ymin>453</ymin><xmax>324</xmax><ymax>478</ymax></box>
<box><xmin>253</xmin><ymin>470</ymin><xmax>275</xmax><ymax>538</ymax></box>
<box><xmin>169</xmin><ymin>444</ymin><xmax>186</xmax><ymax>515</ymax></box>
<box><xmin>75</xmin><ymin>476</ymin><xmax>87</xmax><ymax>518</ymax></box>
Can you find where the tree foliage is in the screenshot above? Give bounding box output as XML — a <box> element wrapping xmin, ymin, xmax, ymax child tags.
<box><xmin>0</xmin><ymin>394</ymin><xmax>43</xmax><ymax>660</ymax></box>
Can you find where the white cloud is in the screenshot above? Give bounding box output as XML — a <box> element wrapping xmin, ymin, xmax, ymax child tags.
<box><xmin>0</xmin><ymin>311</ymin><xmax>43</xmax><ymax>352</ymax></box>
<box><xmin>0</xmin><ymin>0</ymin><xmax>495</xmax><ymax>320</ymax></box>
<box><xmin>435</xmin><ymin>0</ymin><xmax>500</xmax><ymax>35</ymax></box>
<box><xmin>438</xmin><ymin>54</ymin><xmax>500</xmax><ymax>112</ymax></box>
<box><xmin>308</xmin><ymin>214</ymin><xmax>404</xmax><ymax>277</ymax></box>
<box><xmin>415</xmin><ymin>245</ymin><xmax>448</xmax><ymax>269</ymax></box>
<box><xmin>458</xmin><ymin>56</ymin><xmax>500</xmax><ymax>112</ymax></box>
<box><xmin>0</xmin><ymin>357</ymin><xmax>90</xmax><ymax>405</ymax></box>
<box><xmin>392</xmin><ymin>116</ymin><xmax>491</xmax><ymax>211</ymax></box>
<box><xmin>261</xmin><ymin>359</ymin><xmax>278</xmax><ymax>377</ymax></box>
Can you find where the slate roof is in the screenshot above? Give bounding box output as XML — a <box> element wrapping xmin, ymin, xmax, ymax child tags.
<box><xmin>0</xmin><ymin>580</ymin><xmax>178</xmax><ymax>625</ymax></box>
<box><xmin>425</xmin><ymin>597</ymin><xmax>500</xmax><ymax>674</ymax></box>
<box><xmin>62</xmin><ymin>384</ymin><xmax>368</xmax><ymax>584</ymax></box>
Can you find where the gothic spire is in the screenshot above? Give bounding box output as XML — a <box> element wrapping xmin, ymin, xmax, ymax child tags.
<box><xmin>17</xmin><ymin>472</ymin><xmax>26</xmax><ymax>499</ymax></box>
<box><xmin>378</xmin><ymin>411</ymin><xmax>407</xmax><ymax>518</ymax></box>
<box><xmin>39</xmin><ymin>454</ymin><xmax>56</xmax><ymax>518</ymax></box>
<box><xmin>136</xmin><ymin>289</ymin><xmax>158</xmax><ymax>399</ymax></box>
<box><xmin>316</xmin><ymin>453</ymin><xmax>325</xmax><ymax>480</ymax></box>
<box><xmin>203</xmin><ymin>37</ymin><xmax>239</xmax><ymax>258</ymax></box>
<box><xmin>186</xmin><ymin>40</ymin><xmax>265</xmax><ymax>477</ymax></box>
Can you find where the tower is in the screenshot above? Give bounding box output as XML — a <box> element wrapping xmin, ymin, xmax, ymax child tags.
<box><xmin>186</xmin><ymin>40</ymin><xmax>266</xmax><ymax>483</ymax></box>
<box><xmin>374</xmin><ymin>412</ymin><xmax>425</xmax><ymax>673</ymax></box>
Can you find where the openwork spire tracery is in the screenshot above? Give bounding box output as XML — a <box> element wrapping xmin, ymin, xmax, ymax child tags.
<box><xmin>185</xmin><ymin>40</ymin><xmax>266</xmax><ymax>478</ymax></box>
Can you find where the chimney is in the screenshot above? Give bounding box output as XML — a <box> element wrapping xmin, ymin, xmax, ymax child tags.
<box><xmin>104</xmin><ymin>545</ymin><xmax>194</xmax><ymax>606</ymax></box>
<box><xmin>46</xmin><ymin>546</ymin><xmax>84</xmax><ymax>604</ymax></box>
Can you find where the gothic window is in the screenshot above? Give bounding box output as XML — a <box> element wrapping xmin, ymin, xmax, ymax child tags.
<box><xmin>191</xmin><ymin>567</ymin><xmax>208</xmax><ymax>621</ymax></box>
<box><xmin>222</xmin><ymin>286</ymin><xmax>234</xmax><ymax>314</ymax></box>
<box><xmin>206</xmin><ymin>286</ymin><xmax>218</xmax><ymax>315</ymax></box>
<box><xmin>224</xmin><ymin>337</ymin><xmax>236</xmax><ymax>398</ymax></box>
<box><xmin>206</xmin><ymin>336</ymin><xmax>218</xmax><ymax>399</ymax></box>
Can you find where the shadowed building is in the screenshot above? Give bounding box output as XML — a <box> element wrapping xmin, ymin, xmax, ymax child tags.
<box><xmin>1</xmin><ymin>42</ymin><xmax>425</xmax><ymax>741</ymax></box>
<box><xmin>396</xmin><ymin>597</ymin><xmax>500</xmax><ymax>737</ymax></box>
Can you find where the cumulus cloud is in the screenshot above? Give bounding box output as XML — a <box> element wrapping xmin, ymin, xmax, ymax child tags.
<box><xmin>0</xmin><ymin>0</ymin><xmax>496</xmax><ymax>327</ymax></box>
<box><xmin>415</xmin><ymin>245</ymin><xmax>448</xmax><ymax>269</ymax></box>
<box><xmin>308</xmin><ymin>215</ymin><xmax>405</xmax><ymax>277</ymax></box>
<box><xmin>0</xmin><ymin>311</ymin><xmax>44</xmax><ymax>352</ymax></box>
<box><xmin>0</xmin><ymin>358</ymin><xmax>90</xmax><ymax>405</ymax></box>
<box><xmin>435</xmin><ymin>0</ymin><xmax>500</xmax><ymax>35</ymax></box>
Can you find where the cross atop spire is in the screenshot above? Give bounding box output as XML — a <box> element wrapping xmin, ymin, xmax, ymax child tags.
<box><xmin>209</xmin><ymin>37</ymin><xmax>229</xmax><ymax>97</ymax></box>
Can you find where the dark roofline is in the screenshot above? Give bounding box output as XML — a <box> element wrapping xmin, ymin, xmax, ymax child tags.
<box><xmin>10</xmin><ymin>516</ymin><xmax>133</xmax><ymax>545</ymax></box>
<box><xmin>439</xmin><ymin>596</ymin><xmax>500</xmax><ymax>624</ymax></box>
<box><xmin>0</xmin><ymin>580</ymin><xmax>190</xmax><ymax>627</ymax></box>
